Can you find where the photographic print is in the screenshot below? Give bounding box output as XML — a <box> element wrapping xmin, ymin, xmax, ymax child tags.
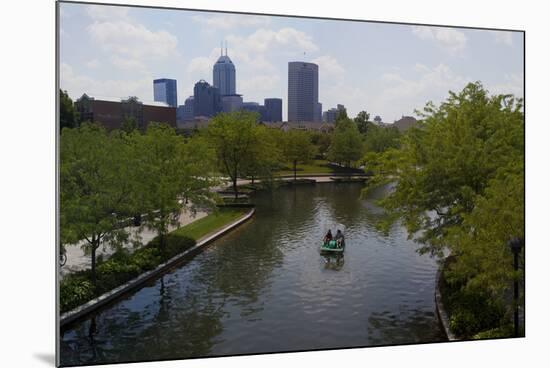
<box><xmin>57</xmin><ymin>1</ymin><xmax>525</xmax><ymax>366</ymax></box>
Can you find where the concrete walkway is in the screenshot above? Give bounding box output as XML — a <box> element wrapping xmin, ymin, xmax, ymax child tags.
<box><xmin>235</xmin><ymin>174</ymin><xmax>367</xmax><ymax>186</ymax></box>
<box><xmin>60</xmin><ymin>207</ymin><xmax>208</xmax><ymax>277</ymax></box>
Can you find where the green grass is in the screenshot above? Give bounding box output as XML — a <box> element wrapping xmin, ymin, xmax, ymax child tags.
<box><xmin>170</xmin><ymin>208</ymin><xmax>248</xmax><ymax>241</ymax></box>
<box><xmin>276</xmin><ymin>159</ymin><xmax>335</xmax><ymax>176</ymax></box>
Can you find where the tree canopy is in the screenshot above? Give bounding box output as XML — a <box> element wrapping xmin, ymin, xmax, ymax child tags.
<box><xmin>60</xmin><ymin>123</ymin><xmax>134</xmax><ymax>284</ymax></box>
<box><xmin>328</xmin><ymin>116</ymin><xmax>364</xmax><ymax>168</ymax></box>
<box><xmin>60</xmin><ymin>89</ymin><xmax>78</xmax><ymax>130</ymax></box>
<box><xmin>363</xmin><ymin>82</ymin><xmax>524</xmax><ymax>334</ymax></box>
<box><xmin>206</xmin><ymin>111</ymin><xmax>260</xmax><ymax>198</ymax></box>
<box><xmin>279</xmin><ymin>129</ymin><xmax>316</xmax><ymax>180</ymax></box>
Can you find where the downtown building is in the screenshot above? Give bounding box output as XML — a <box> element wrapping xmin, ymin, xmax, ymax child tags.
<box><xmin>264</xmin><ymin>98</ymin><xmax>283</xmax><ymax>122</ymax></box>
<box><xmin>323</xmin><ymin>104</ymin><xmax>347</xmax><ymax>123</ymax></box>
<box><xmin>288</xmin><ymin>61</ymin><xmax>320</xmax><ymax>122</ymax></box>
<box><xmin>193</xmin><ymin>80</ymin><xmax>222</xmax><ymax>118</ymax></box>
<box><xmin>74</xmin><ymin>94</ymin><xmax>176</xmax><ymax>131</ymax></box>
<box><xmin>213</xmin><ymin>48</ymin><xmax>236</xmax><ymax>96</ymax></box>
<box><xmin>153</xmin><ymin>78</ymin><xmax>178</xmax><ymax>107</ymax></box>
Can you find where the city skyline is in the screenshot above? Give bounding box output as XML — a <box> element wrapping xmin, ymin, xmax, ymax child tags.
<box><xmin>59</xmin><ymin>3</ymin><xmax>523</xmax><ymax>122</ymax></box>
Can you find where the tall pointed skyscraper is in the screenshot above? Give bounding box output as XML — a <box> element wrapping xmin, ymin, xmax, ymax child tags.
<box><xmin>213</xmin><ymin>43</ymin><xmax>236</xmax><ymax>96</ymax></box>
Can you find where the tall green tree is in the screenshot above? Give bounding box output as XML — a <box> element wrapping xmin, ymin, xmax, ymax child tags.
<box><xmin>206</xmin><ymin>111</ymin><xmax>260</xmax><ymax>198</ymax></box>
<box><xmin>328</xmin><ymin>116</ymin><xmax>364</xmax><ymax>168</ymax></box>
<box><xmin>60</xmin><ymin>89</ymin><xmax>78</xmax><ymax>130</ymax></box>
<box><xmin>280</xmin><ymin>129</ymin><xmax>316</xmax><ymax>181</ymax></box>
<box><xmin>354</xmin><ymin>110</ymin><xmax>375</xmax><ymax>135</ymax></box>
<box><xmin>132</xmin><ymin>123</ymin><xmax>218</xmax><ymax>250</ymax></box>
<box><xmin>60</xmin><ymin>123</ymin><xmax>134</xmax><ymax>285</ymax></box>
<box><xmin>240</xmin><ymin>125</ymin><xmax>282</xmax><ymax>185</ymax></box>
<box><xmin>363</xmin><ymin>82</ymin><xmax>524</xmax><ymax>334</ymax></box>
<box><xmin>309</xmin><ymin>131</ymin><xmax>332</xmax><ymax>158</ymax></box>
<box><xmin>364</xmin><ymin>125</ymin><xmax>401</xmax><ymax>153</ymax></box>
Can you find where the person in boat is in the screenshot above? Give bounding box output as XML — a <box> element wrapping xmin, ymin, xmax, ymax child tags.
<box><xmin>324</xmin><ymin>229</ymin><xmax>333</xmax><ymax>244</ymax></box>
<box><xmin>334</xmin><ymin>229</ymin><xmax>344</xmax><ymax>248</ymax></box>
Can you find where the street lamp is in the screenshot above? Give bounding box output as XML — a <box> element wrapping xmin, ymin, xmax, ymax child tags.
<box><xmin>508</xmin><ymin>237</ymin><xmax>524</xmax><ymax>337</ymax></box>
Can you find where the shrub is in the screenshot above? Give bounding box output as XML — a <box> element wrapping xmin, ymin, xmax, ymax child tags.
<box><xmin>164</xmin><ymin>234</ymin><xmax>196</xmax><ymax>259</ymax></box>
<box><xmin>131</xmin><ymin>247</ymin><xmax>161</xmax><ymax>271</ymax></box>
<box><xmin>96</xmin><ymin>259</ymin><xmax>141</xmax><ymax>292</ymax></box>
<box><xmin>60</xmin><ymin>276</ymin><xmax>94</xmax><ymax>312</ymax></box>
<box><xmin>473</xmin><ymin>325</ymin><xmax>514</xmax><ymax>339</ymax></box>
<box><xmin>444</xmin><ymin>279</ymin><xmax>505</xmax><ymax>338</ymax></box>
<box><xmin>60</xmin><ymin>235</ymin><xmax>195</xmax><ymax>313</ymax></box>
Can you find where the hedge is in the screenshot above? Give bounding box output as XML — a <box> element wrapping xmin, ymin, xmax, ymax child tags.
<box><xmin>60</xmin><ymin>233</ymin><xmax>195</xmax><ymax>313</ymax></box>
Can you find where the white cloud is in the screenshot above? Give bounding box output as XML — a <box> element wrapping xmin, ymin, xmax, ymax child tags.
<box><xmin>492</xmin><ymin>31</ymin><xmax>514</xmax><ymax>46</ymax></box>
<box><xmin>373</xmin><ymin>63</ymin><xmax>469</xmax><ymax>121</ymax></box>
<box><xmin>227</xmin><ymin>27</ymin><xmax>319</xmax><ymax>55</ymax></box>
<box><xmin>110</xmin><ymin>56</ymin><xmax>147</xmax><ymax>72</ymax></box>
<box><xmin>88</xmin><ymin>20</ymin><xmax>177</xmax><ymax>60</ymax></box>
<box><xmin>86</xmin><ymin>5</ymin><xmax>129</xmax><ymax>21</ymax></box>
<box><xmin>412</xmin><ymin>26</ymin><xmax>467</xmax><ymax>54</ymax></box>
<box><xmin>192</xmin><ymin>14</ymin><xmax>270</xmax><ymax>30</ymax></box>
<box><xmin>312</xmin><ymin>55</ymin><xmax>345</xmax><ymax>77</ymax></box>
<box><xmin>60</xmin><ymin>62</ymin><xmax>153</xmax><ymax>103</ymax></box>
<box><xmin>186</xmin><ymin>56</ymin><xmax>213</xmax><ymax>79</ymax></box>
<box><xmin>85</xmin><ymin>59</ymin><xmax>100</xmax><ymax>69</ymax></box>
<box><xmin>489</xmin><ymin>73</ymin><xmax>523</xmax><ymax>98</ymax></box>
<box><xmin>240</xmin><ymin>75</ymin><xmax>281</xmax><ymax>95</ymax></box>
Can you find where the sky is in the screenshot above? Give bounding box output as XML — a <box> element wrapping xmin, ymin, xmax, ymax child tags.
<box><xmin>59</xmin><ymin>2</ymin><xmax>524</xmax><ymax>122</ymax></box>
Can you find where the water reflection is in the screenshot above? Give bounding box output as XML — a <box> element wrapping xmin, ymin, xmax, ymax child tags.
<box><xmin>60</xmin><ymin>183</ymin><xmax>445</xmax><ymax>366</ymax></box>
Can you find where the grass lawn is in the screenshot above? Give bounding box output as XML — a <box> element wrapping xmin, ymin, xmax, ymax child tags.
<box><xmin>276</xmin><ymin>159</ymin><xmax>335</xmax><ymax>176</ymax></box>
<box><xmin>170</xmin><ymin>208</ymin><xmax>248</xmax><ymax>241</ymax></box>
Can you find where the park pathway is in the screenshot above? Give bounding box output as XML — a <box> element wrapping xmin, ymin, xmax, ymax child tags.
<box><xmin>60</xmin><ymin>207</ymin><xmax>208</xmax><ymax>278</ymax></box>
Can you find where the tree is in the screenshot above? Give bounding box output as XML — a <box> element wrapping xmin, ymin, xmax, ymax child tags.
<box><xmin>309</xmin><ymin>131</ymin><xmax>332</xmax><ymax>158</ymax></box>
<box><xmin>364</xmin><ymin>125</ymin><xmax>401</xmax><ymax>153</ymax></box>
<box><xmin>121</xmin><ymin>115</ymin><xmax>138</xmax><ymax>133</ymax></box>
<box><xmin>240</xmin><ymin>125</ymin><xmax>282</xmax><ymax>185</ymax></box>
<box><xmin>280</xmin><ymin>129</ymin><xmax>316</xmax><ymax>181</ymax></box>
<box><xmin>328</xmin><ymin>116</ymin><xmax>364</xmax><ymax>168</ymax></box>
<box><xmin>363</xmin><ymin>82</ymin><xmax>524</xmax><ymax>333</ymax></box>
<box><xmin>132</xmin><ymin>123</ymin><xmax>218</xmax><ymax>250</ymax></box>
<box><xmin>206</xmin><ymin>111</ymin><xmax>260</xmax><ymax>198</ymax></box>
<box><xmin>60</xmin><ymin>123</ymin><xmax>134</xmax><ymax>286</ymax></box>
<box><xmin>60</xmin><ymin>89</ymin><xmax>78</xmax><ymax>130</ymax></box>
<box><xmin>354</xmin><ymin>110</ymin><xmax>375</xmax><ymax>135</ymax></box>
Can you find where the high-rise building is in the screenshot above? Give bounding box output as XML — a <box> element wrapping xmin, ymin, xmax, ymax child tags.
<box><xmin>176</xmin><ymin>96</ymin><xmax>195</xmax><ymax>125</ymax></box>
<box><xmin>213</xmin><ymin>47</ymin><xmax>236</xmax><ymax>96</ymax></box>
<box><xmin>323</xmin><ymin>104</ymin><xmax>346</xmax><ymax>123</ymax></box>
<box><xmin>315</xmin><ymin>102</ymin><xmax>323</xmax><ymax>122</ymax></box>
<box><xmin>221</xmin><ymin>94</ymin><xmax>243</xmax><ymax>113</ymax></box>
<box><xmin>153</xmin><ymin>78</ymin><xmax>177</xmax><ymax>107</ymax></box>
<box><xmin>241</xmin><ymin>102</ymin><xmax>266</xmax><ymax>121</ymax></box>
<box><xmin>264</xmin><ymin>98</ymin><xmax>283</xmax><ymax>122</ymax></box>
<box><xmin>288</xmin><ymin>61</ymin><xmax>319</xmax><ymax>122</ymax></box>
<box><xmin>193</xmin><ymin>80</ymin><xmax>221</xmax><ymax>117</ymax></box>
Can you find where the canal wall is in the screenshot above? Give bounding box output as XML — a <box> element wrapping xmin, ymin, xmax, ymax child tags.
<box><xmin>434</xmin><ymin>258</ymin><xmax>458</xmax><ymax>341</ymax></box>
<box><xmin>60</xmin><ymin>208</ymin><xmax>256</xmax><ymax>327</ymax></box>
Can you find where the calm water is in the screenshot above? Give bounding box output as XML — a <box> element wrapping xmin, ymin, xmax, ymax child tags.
<box><xmin>60</xmin><ymin>183</ymin><xmax>446</xmax><ymax>366</ymax></box>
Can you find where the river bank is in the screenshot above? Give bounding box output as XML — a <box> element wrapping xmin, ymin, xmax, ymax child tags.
<box><xmin>60</xmin><ymin>207</ymin><xmax>255</xmax><ymax>326</ymax></box>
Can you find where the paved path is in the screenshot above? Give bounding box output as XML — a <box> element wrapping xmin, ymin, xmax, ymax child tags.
<box><xmin>61</xmin><ymin>207</ymin><xmax>208</xmax><ymax>277</ymax></box>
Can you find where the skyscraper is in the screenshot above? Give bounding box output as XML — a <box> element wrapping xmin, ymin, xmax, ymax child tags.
<box><xmin>288</xmin><ymin>62</ymin><xmax>319</xmax><ymax>122</ymax></box>
<box><xmin>153</xmin><ymin>78</ymin><xmax>177</xmax><ymax>107</ymax></box>
<box><xmin>213</xmin><ymin>46</ymin><xmax>236</xmax><ymax>96</ymax></box>
<box><xmin>193</xmin><ymin>80</ymin><xmax>221</xmax><ymax>117</ymax></box>
<box><xmin>264</xmin><ymin>98</ymin><xmax>283</xmax><ymax>122</ymax></box>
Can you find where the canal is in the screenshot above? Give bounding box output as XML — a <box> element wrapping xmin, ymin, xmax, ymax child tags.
<box><xmin>60</xmin><ymin>182</ymin><xmax>446</xmax><ymax>366</ymax></box>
